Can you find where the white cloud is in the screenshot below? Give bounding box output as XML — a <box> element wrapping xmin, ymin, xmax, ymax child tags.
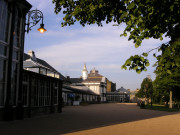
<box><xmin>36</xmin><ymin>37</ymin><xmax>130</xmax><ymax>65</ymax></box>
<box><xmin>25</xmin><ymin>1</ymin><xmax>171</xmax><ymax>90</ymax></box>
<box><xmin>35</xmin><ymin>22</ymin><xmax>170</xmax><ymax>75</ymax></box>
<box><xmin>26</xmin><ymin>0</ymin><xmax>55</xmax><ymax>14</ymax></box>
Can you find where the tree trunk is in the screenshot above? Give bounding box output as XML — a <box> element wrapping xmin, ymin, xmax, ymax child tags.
<box><xmin>169</xmin><ymin>89</ymin><xmax>173</xmax><ymax>109</ymax></box>
<box><xmin>150</xmin><ymin>97</ymin><xmax>152</xmax><ymax>108</ymax></box>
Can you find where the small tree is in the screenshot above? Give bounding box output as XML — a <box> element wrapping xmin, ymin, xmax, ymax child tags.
<box><xmin>138</xmin><ymin>77</ymin><xmax>153</xmax><ymax>107</ymax></box>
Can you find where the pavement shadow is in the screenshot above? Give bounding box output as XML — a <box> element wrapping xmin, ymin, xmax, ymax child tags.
<box><xmin>0</xmin><ymin>103</ymin><xmax>179</xmax><ymax>135</ymax></box>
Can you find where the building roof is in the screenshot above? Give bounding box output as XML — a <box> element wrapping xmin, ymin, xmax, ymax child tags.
<box><xmin>116</xmin><ymin>87</ymin><xmax>130</xmax><ymax>94</ymax></box>
<box><xmin>63</xmin><ymin>85</ymin><xmax>98</xmax><ymax>95</ymax></box>
<box><xmin>23</xmin><ymin>52</ymin><xmax>66</xmax><ymax>80</ymax></box>
<box><xmin>69</xmin><ymin>67</ymin><xmax>105</xmax><ymax>84</ymax></box>
<box><xmin>83</xmin><ymin>77</ymin><xmax>103</xmax><ymax>83</ymax></box>
<box><xmin>24</xmin><ymin>53</ymin><xmax>58</xmax><ymax>72</ymax></box>
<box><xmin>70</xmin><ymin>76</ymin><xmax>104</xmax><ymax>83</ymax></box>
<box><xmin>88</xmin><ymin>68</ymin><xmax>103</xmax><ymax>78</ymax></box>
<box><xmin>70</xmin><ymin>78</ymin><xmax>83</xmax><ymax>83</ymax></box>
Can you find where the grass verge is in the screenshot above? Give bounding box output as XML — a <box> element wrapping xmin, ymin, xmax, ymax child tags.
<box><xmin>145</xmin><ymin>104</ymin><xmax>180</xmax><ymax>112</ymax></box>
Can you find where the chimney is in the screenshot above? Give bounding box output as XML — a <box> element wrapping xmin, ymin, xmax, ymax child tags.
<box><xmin>66</xmin><ymin>76</ymin><xmax>70</xmax><ymax>80</ymax></box>
<box><xmin>28</xmin><ymin>50</ymin><xmax>37</xmax><ymax>61</ymax></box>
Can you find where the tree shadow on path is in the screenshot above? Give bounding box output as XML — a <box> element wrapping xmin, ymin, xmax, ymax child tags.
<box><xmin>0</xmin><ymin>103</ymin><xmax>179</xmax><ymax>135</ymax></box>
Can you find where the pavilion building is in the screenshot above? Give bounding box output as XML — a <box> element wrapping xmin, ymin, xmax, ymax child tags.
<box><xmin>69</xmin><ymin>64</ymin><xmax>116</xmax><ymax>102</ymax></box>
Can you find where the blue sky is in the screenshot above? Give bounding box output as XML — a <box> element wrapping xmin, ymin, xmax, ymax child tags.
<box><xmin>25</xmin><ymin>0</ymin><xmax>170</xmax><ymax>90</ymax></box>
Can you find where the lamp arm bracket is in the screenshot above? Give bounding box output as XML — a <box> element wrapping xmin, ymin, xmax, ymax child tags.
<box><xmin>25</xmin><ymin>9</ymin><xmax>44</xmax><ymax>33</ymax></box>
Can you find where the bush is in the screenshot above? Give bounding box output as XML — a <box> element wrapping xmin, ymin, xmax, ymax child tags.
<box><xmin>140</xmin><ymin>102</ymin><xmax>145</xmax><ymax>109</ymax></box>
<box><xmin>137</xmin><ymin>101</ymin><xmax>141</xmax><ymax>106</ymax></box>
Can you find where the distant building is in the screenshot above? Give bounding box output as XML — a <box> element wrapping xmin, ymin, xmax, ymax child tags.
<box><xmin>130</xmin><ymin>89</ymin><xmax>139</xmax><ymax>103</ymax></box>
<box><xmin>69</xmin><ymin>64</ymin><xmax>116</xmax><ymax>102</ymax></box>
<box><xmin>70</xmin><ymin>65</ymin><xmax>107</xmax><ymax>102</ymax></box>
<box><xmin>106</xmin><ymin>79</ymin><xmax>116</xmax><ymax>92</ymax></box>
<box><xmin>117</xmin><ymin>87</ymin><xmax>130</xmax><ymax>94</ymax></box>
<box><xmin>106</xmin><ymin>87</ymin><xmax>130</xmax><ymax>102</ymax></box>
<box><xmin>62</xmin><ymin>85</ymin><xmax>99</xmax><ymax>106</ymax></box>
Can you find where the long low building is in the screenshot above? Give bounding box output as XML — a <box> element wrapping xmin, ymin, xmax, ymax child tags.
<box><xmin>62</xmin><ymin>85</ymin><xmax>99</xmax><ymax>106</ymax></box>
<box><xmin>106</xmin><ymin>87</ymin><xmax>130</xmax><ymax>102</ymax></box>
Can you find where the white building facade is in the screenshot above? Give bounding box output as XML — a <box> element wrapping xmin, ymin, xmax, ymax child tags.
<box><xmin>70</xmin><ymin>65</ymin><xmax>107</xmax><ymax>102</ymax></box>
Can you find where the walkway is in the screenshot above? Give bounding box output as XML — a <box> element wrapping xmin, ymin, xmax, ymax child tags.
<box><xmin>0</xmin><ymin>103</ymin><xmax>179</xmax><ymax>135</ymax></box>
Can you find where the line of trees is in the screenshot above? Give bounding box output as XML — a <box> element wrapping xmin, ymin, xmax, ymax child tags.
<box><xmin>136</xmin><ymin>75</ymin><xmax>180</xmax><ymax>109</ymax></box>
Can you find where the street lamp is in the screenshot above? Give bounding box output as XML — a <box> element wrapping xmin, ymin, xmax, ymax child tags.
<box><xmin>26</xmin><ymin>9</ymin><xmax>47</xmax><ymax>33</ymax></box>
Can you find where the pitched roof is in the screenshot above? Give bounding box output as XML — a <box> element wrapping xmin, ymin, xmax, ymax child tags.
<box><xmin>70</xmin><ymin>78</ymin><xmax>83</xmax><ymax>83</ymax></box>
<box><xmin>23</xmin><ymin>53</ymin><xmax>66</xmax><ymax>80</ymax></box>
<box><xmin>83</xmin><ymin>77</ymin><xmax>102</xmax><ymax>82</ymax></box>
<box><xmin>24</xmin><ymin>53</ymin><xmax>58</xmax><ymax>72</ymax></box>
<box><xmin>69</xmin><ymin>68</ymin><xmax>104</xmax><ymax>83</ymax></box>
<box><xmin>88</xmin><ymin>73</ymin><xmax>103</xmax><ymax>78</ymax></box>
<box><xmin>85</xmin><ymin>68</ymin><xmax>103</xmax><ymax>78</ymax></box>
<box><xmin>116</xmin><ymin>87</ymin><xmax>130</xmax><ymax>94</ymax></box>
<box><xmin>63</xmin><ymin>85</ymin><xmax>98</xmax><ymax>95</ymax></box>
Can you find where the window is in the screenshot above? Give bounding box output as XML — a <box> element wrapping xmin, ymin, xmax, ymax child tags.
<box><xmin>47</xmin><ymin>71</ymin><xmax>54</xmax><ymax>77</ymax></box>
<box><xmin>0</xmin><ymin>59</ymin><xmax>6</xmax><ymax>106</ymax></box>
<box><xmin>9</xmin><ymin>8</ymin><xmax>23</xmax><ymax>106</ymax></box>
<box><xmin>45</xmin><ymin>81</ymin><xmax>51</xmax><ymax>106</ymax></box>
<box><xmin>55</xmin><ymin>73</ymin><xmax>59</xmax><ymax>79</ymax></box>
<box><xmin>22</xmin><ymin>74</ymin><xmax>28</xmax><ymax>106</ymax></box>
<box><xmin>12</xmin><ymin>49</ymin><xmax>19</xmax><ymax>61</ymax></box>
<box><xmin>0</xmin><ymin>43</ymin><xmax>7</xmax><ymax>57</ymax></box>
<box><xmin>32</xmin><ymin>77</ymin><xmax>39</xmax><ymax>106</ymax></box>
<box><xmin>0</xmin><ymin>0</ymin><xmax>10</xmax><ymax>107</ymax></box>
<box><xmin>39</xmin><ymin>68</ymin><xmax>47</xmax><ymax>75</ymax></box>
<box><xmin>13</xmin><ymin>9</ymin><xmax>22</xmax><ymax>48</ymax></box>
<box><xmin>54</xmin><ymin>82</ymin><xmax>58</xmax><ymax>105</ymax></box>
<box><xmin>0</xmin><ymin>0</ymin><xmax>9</xmax><ymax>42</ymax></box>
<box><xmin>22</xmin><ymin>84</ymin><xmax>28</xmax><ymax>106</ymax></box>
<box><xmin>11</xmin><ymin>62</ymin><xmax>18</xmax><ymax>106</ymax></box>
<box><xmin>32</xmin><ymin>78</ymin><xmax>52</xmax><ymax>107</ymax></box>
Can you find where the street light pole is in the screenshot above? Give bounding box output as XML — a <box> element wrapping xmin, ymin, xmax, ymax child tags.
<box><xmin>26</xmin><ymin>9</ymin><xmax>47</xmax><ymax>33</ymax></box>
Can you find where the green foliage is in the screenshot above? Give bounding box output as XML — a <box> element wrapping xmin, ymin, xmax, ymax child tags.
<box><xmin>136</xmin><ymin>77</ymin><xmax>153</xmax><ymax>101</ymax></box>
<box><xmin>141</xmin><ymin>77</ymin><xmax>153</xmax><ymax>99</ymax></box>
<box><xmin>155</xmin><ymin>37</ymin><xmax>180</xmax><ymax>77</ymax></box>
<box><xmin>121</xmin><ymin>55</ymin><xmax>149</xmax><ymax>73</ymax></box>
<box><xmin>153</xmin><ymin>37</ymin><xmax>180</xmax><ymax>106</ymax></box>
<box><xmin>145</xmin><ymin>104</ymin><xmax>180</xmax><ymax>112</ymax></box>
<box><xmin>135</xmin><ymin>88</ymin><xmax>144</xmax><ymax>98</ymax></box>
<box><xmin>154</xmin><ymin>36</ymin><xmax>180</xmax><ymax>89</ymax></box>
<box><xmin>153</xmin><ymin>80</ymin><xmax>170</xmax><ymax>104</ymax></box>
<box><xmin>53</xmin><ymin>0</ymin><xmax>180</xmax><ymax>40</ymax></box>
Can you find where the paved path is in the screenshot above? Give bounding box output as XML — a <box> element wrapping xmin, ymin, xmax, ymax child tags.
<box><xmin>0</xmin><ymin>103</ymin><xmax>179</xmax><ymax>135</ymax></box>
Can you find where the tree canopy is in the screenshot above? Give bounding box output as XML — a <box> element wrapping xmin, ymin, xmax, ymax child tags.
<box><xmin>136</xmin><ymin>77</ymin><xmax>153</xmax><ymax>98</ymax></box>
<box><xmin>52</xmin><ymin>0</ymin><xmax>180</xmax><ymax>73</ymax></box>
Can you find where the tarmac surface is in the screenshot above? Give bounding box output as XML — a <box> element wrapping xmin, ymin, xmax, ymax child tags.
<box><xmin>0</xmin><ymin>103</ymin><xmax>180</xmax><ymax>135</ymax></box>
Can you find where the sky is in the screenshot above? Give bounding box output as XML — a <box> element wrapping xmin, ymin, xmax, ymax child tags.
<box><xmin>25</xmin><ymin>0</ymin><xmax>170</xmax><ymax>90</ymax></box>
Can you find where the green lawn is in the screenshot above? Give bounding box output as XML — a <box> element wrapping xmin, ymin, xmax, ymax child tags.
<box><xmin>145</xmin><ymin>104</ymin><xmax>180</xmax><ymax>112</ymax></box>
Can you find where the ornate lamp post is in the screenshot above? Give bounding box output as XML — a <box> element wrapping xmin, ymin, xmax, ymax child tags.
<box><xmin>26</xmin><ymin>9</ymin><xmax>47</xmax><ymax>33</ymax></box>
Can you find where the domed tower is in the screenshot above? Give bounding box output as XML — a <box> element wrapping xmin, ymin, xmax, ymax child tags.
<box><xmin>82</xmin><ymin>64</ymin><xmax>88</xmax><ymax>80</ymax></box>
